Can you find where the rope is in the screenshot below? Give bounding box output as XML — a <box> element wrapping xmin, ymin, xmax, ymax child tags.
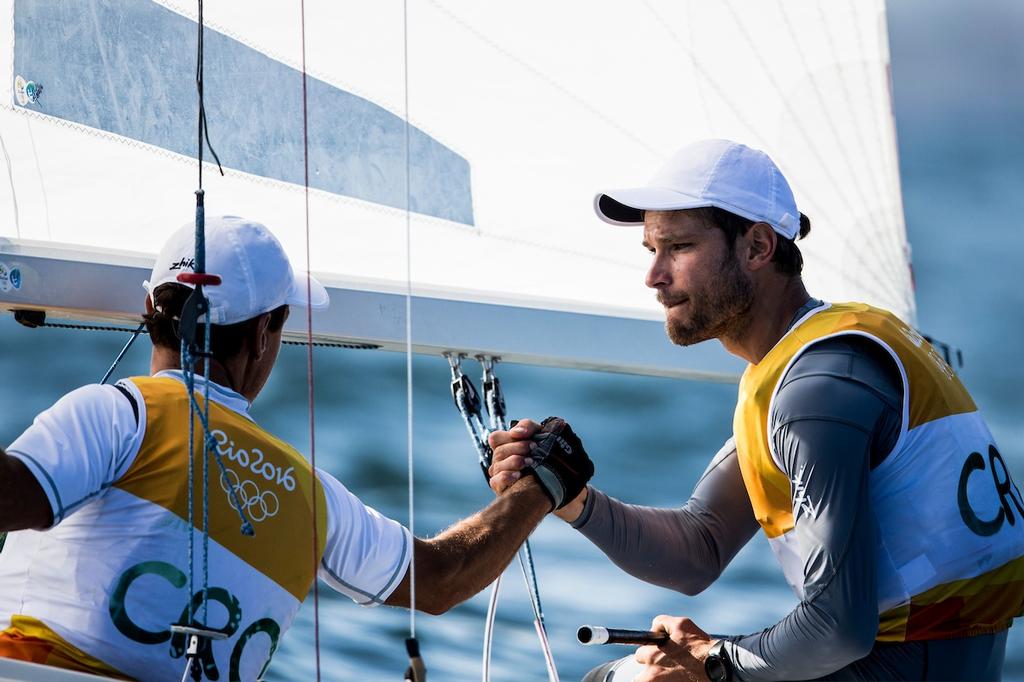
<box><xmin>28</xmin><ymin>319</ymin><xmax>380</xmax><ymax>350</ymax></box>
<box><xmin>401</xmin><ymin>4</ymin><xmax>426</xmax><ymax>680</ymax></box>
<box><xmin>448</xmin><ymin>355</ymin><xmax>558</xmax><ymax>681</ymax></box>
<box><xmin>36</xmin><ymin>321</ymin><xmax>147</xmax><ymax>333</ymax></box>
<box><xmin>184</xmin><ymin>339</ymin><xmax>196</xmax><ymax>630</ymax></box>
<box><xmin>298</xmin><ymin>2</ymin><xmax>323</xmax><ymax>679</ymax></box>
<box><xmin>201</xmin><ymin>313</ymin><xmax>211</xmax><ymax>627</ymax></box>
<box><xmin>99</xmin><ymin>323</ymin><xmax>145</xmax><ymax>385</ymax></box>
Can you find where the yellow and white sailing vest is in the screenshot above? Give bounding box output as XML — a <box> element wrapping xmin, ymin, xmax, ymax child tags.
<box><xmin>2</xmin><ymin>376</ymin><xmax>328</xmax><ymax>680</ymax></box>
<box><xmin>734</xmin><ymin>302</ymin><xmax>1024</xmax><ymax>641</ymax></box>
<box><xmin>112</xmin><ymin>376</ymin><xmax>329</xmax><ymax>677</ymax></box>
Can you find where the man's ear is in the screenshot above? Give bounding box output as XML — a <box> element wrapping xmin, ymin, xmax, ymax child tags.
<box><xmin>744</xmin><ymin>222</ymin><xmax>778</xmax><ymax>272</ymax></box>
<box><xmin>145</xmin><ymin>295</ymin><xmax>155</xmax><ymax>315</ymax></box>
<box><xmin>251</xmin><ymin>313</ymin><xmax>273</xmax><ymax>359</ymax></box>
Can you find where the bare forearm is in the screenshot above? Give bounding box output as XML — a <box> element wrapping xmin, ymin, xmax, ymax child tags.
<box><xmin>0</xmin><ymin>449</ymin><xmax>53</xmax><ymax>531</ymax></box>
<box><xmin>386</xmin><ymin>476</ymin><xmax>551</xmax><ymax>613</ymax></box>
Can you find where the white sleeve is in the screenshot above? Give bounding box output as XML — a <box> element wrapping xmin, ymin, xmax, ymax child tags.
<box><xmin>5</xmin><ymin>381</ymin><xmax>144</xmax><ymax>526</ymax></box>
<box><xmin>316</xmin><ymin>470</ymin><xmax>412</xmax><ymax>607</ymax></box>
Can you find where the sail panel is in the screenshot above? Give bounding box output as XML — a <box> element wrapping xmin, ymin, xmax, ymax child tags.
<box><xmin>12</xmin><ymin>0</ymin><xmax>473</xmax><ymax>225</ymax></box>
<box><xmin>0</xmin><ymin>0</ymin><xmax>914</xmax><ymax>377</ymax></box>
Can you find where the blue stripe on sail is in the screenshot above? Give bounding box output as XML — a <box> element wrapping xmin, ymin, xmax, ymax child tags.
<box><xmin>13</xmin><ymin>0</ymin><xmax>474</xmax><ymax>225</ymax></box>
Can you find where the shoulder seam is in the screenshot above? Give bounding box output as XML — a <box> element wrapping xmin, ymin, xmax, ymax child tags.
<box><xmin>112</xmin><ymin>383</ymin><xmax>139</xmax><ymax>427</ymax></box>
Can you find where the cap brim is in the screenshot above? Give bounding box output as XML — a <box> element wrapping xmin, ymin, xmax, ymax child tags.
<box><xmin>286</xmin><ymin>271</ymin><xmax>330</xmax><ymax>310</ymax></box>
<box><xmin>594</xmin><ymin>188</ymin><xmax>712</xmax><ymax>226</ymax></box>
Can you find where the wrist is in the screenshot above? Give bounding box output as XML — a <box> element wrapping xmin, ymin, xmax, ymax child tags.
<box><xmin>554</xmin><ymin>486</ymin><xmax>588</xmax><ymax>523</ymax></box>
<box><xmin>704</xmin><ymin>639</ymin><xmax>733</xmax><ymax>682</ymax></box>
<box><xmin>510</xmin><ymin>474</ymin><xmax>556</xmax><ymax>512</ymax></box>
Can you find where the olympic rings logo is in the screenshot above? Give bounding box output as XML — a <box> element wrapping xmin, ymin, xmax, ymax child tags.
<box><xmin>219</xmin><ymin>468</ymin><xmax>280</xmax><ymax>522</ymax></box>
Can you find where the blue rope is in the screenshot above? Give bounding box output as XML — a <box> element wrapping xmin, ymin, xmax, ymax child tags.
<box><xmin>201</xmin><ymin>317</ymin><xmax>211</xmax><ymax>624</ymax></box>
<box><xmin>183</xmin><ymin>338</ymin><xmax>196</xmax><ymax>628</ymax></box>
<box><xmin>180</xmin><ymin>349</ymin><xmax>255</xmax><ymax>537</ymax></box>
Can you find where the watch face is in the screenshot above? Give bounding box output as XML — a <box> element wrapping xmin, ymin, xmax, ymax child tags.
<box><xmin>705</xmin><ymin>655</ymin><xmax>728</xmax><ymax>682</ymax></box>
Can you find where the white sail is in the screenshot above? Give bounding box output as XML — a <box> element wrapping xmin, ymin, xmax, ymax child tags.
<box><xmin>0</xmin><ymin>0</ymin><xmax>913</xmax><ymax>379</ymax></box>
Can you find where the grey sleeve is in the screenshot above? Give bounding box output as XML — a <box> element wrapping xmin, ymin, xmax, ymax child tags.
<box><xmin>572</xmin><ymin>437</ymin><xmax>760</xmax><ymax>595</ymax></box>
<box><xmin>726</xmin><ymin>335</ymin><xmax>903</xmax><ymax>681</ymax></box>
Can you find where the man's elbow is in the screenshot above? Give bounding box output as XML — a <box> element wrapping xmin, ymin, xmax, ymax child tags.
<box><xmin>675</xmin><ymin>568</ymin><xmax>720</xmax><ymax>596</ymax></box>
<box><xmin>638</xmin><ymin>563</ymin><xmax>718</xmax><ymax>596</ymax></box>
<box><xmin>823</xmin><ymin>617</ymin><xmax>877</xmax><ymax>665</ymax></box>
<box><xmin>417</xmin><ymin>597</ymin><xmax>452</xmax><ymax>616</ymax></box>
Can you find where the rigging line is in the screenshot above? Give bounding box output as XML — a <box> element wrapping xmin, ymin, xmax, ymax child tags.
<box><xmin>194</xmin><ymin>0</ymin><xmax>223</xmax><ymax>183</ymax></box>
<box><xmin>462</xmin><ymin>356</ymin><xmax>557</xmax><ymax>681</ymax></box>
<box><xmin>201</xmin><ymin>308</ymin><xmax>212</xmax><ymax>627</ymax></box>
<box><xmin>425</xmin><ymin>0</ymin><xmax>664</xmax><ymax>161</ymax></box>
<box><xmin>774</xmin><ymin>2</ymin><xmax>904</xmax><ymax>288</ymax></box>
<box><xmin>24</xmin><ymin>121</ymin><xmax>52</xmax><ymax>241</ymax></box>
<box><xmin>402</xmin><ymin>0</ymin><xmax>417</xmax><ymax>642</ymax></box>
<box><xmin>99</xmin><ymin>323</ymin><xmax>146</xmax><ymax>385</ymax></box>
<box><xmin>298</xmin><ymin>1</ymin><xmax>322</xmax><ymax>679</ymax></box>
<box><xmin>184</xmin><ymin>0</ymin><xmax>206</xmax><ymax>641</ymax></box>
<box><xmin>639</xmin><ymin>3</ymin><xmax>904</xmax><ymax>304</ymax></box>
<box><xmin>481</xmin><ymin>576</ymin><xmax>501</xmax><ymax>682</ymax></box>
<box><xmin>183</xmin><ymin>340</ymin><xmax>196</xmax><ymax>629</ymax></box>
<box><xmin>196</xmin><ymin>0</ymin><xmax>204</xmax><ymax>186</ymax></box>
<box><xmin>0</xmin><ymin>130</ymin><xmax>20</xmax><ymax>238</ymax></box>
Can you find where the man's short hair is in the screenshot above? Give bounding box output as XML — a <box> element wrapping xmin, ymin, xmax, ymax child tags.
<box><xmin>145</xmin><ymin>283</ymin><xmax>288</xmax><ymax>360</ymax></box>
<box><xmin>691</xmin><ymin>206</ymin><xmax>811</xmax><ymax>276</ymax></box>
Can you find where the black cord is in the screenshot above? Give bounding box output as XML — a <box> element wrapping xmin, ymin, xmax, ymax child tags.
<box><xmin>195</xmin><ymin>0</ymin><xmax>223</xmax><ymax>182</ymax></box>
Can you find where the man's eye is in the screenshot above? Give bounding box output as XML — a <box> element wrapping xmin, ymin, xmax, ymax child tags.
<box><xmin>672</xmin><ymin>243</ymin><xmax>692</xmax><ymax>250</ymax></box>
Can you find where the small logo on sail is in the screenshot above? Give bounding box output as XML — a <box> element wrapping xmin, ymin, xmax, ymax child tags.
<box><xmin>0</xmin><ymin>263</ymin><xmax>21</xmax><ymax>292</ymax></box>
<box><xmin>14</xmin><ymin>76</ymin><xmax>42</xmax><ymax>106</ymax></box>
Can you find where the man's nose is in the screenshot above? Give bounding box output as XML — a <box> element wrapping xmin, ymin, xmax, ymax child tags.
<box><xmin>645</xmin><ymin>253</ymin><xmax>670</xmax><ymax>289</ymax></box>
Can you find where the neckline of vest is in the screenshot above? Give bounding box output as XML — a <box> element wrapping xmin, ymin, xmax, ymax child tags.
<box><xmin>751</xmin><ymin>300</ymin><xmax>832</xmax><ymax>369</ymax></box>
<box><xmin>150</xmin><ymin>370</ymin><xmax>254</xmax><ymax>418</ymax></box>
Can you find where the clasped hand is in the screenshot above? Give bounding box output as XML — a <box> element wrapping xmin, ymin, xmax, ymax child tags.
<box><xmin>487</xmin><ymin>417</ymin><xmax>593</xmax><ymax>516</ymax></box>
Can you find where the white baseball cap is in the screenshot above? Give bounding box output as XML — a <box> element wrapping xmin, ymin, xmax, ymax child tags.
<box><xmin>594</xmin><ymin>139</ymin><xmax>801</xmax><ymax>240</ymax></box>
<box><xmin>144</xmin><ymin>215</ymin><xmax>329</xmax><ymax>325</ymax></box>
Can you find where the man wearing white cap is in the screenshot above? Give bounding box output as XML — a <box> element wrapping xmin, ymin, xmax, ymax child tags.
<box><xmin>490</xmin><ymin>140</ymin><xmax>1022</xmax><ymax>680</ymax></box>
<box><xmin>0</xmin><ymin>216</ymin><xmax>593</xmax><ymax>680</ymax></box>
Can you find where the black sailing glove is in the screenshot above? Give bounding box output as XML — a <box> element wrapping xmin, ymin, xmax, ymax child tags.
<box><xmin>527</xmin><ymin>416</ymin><xmax>594</xmax><ymax>510</ymax></box>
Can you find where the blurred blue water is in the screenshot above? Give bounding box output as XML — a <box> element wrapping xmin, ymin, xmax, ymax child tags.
<box><xmin>1</xmin><ymin>299</ymin><xmax>1020</xmax><ymax>680</ymax></box>
<box><xmin>2</xmin><ymin>2</ymin><xmax>1023</xmax><ymax>680</ymax></box>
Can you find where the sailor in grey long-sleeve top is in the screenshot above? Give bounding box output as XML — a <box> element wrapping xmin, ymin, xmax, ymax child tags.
<box><xmin>579</xmin><ymin>334</ymin><xmax>1006</xmax><ymax>681</ymax></box>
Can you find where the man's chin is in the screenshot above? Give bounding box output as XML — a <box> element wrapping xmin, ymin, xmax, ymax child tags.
<box><xmin>665</xmin><ymin>321</ymin><xmax>712</xmax><ymax>347</ymax></box>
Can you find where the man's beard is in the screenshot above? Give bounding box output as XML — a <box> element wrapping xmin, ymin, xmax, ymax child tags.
<box><xmin>661</xmin><ymin>251</ymin><xmax>753</xmax><ymax>347</ymax></box>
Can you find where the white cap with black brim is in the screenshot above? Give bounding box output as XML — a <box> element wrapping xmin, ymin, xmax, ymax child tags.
<box><xmin>593</xmin><ymin>138</ymin><xmax>801</xmax><ymax>240</ymax></box>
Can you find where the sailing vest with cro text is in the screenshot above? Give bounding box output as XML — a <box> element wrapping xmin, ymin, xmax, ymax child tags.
<box><xmin>733</xmin><ymin>302</ymin><xmax>1024</xmax><ymax>641</ymax></box>
<box><xmin>1</xmin><ymin>376</ymin><xmax>328</xmax><ymax>681</ymax></box>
